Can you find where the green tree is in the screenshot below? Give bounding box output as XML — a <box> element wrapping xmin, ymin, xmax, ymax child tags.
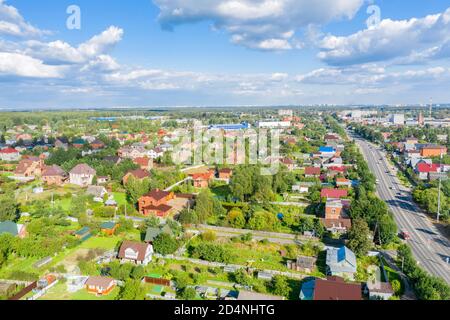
<box><xmin>177</xmin><ymin>287</ymin><xmax>197</xmax><ymax>300</ymax></box>
<box><xmin>347</xmin><ymin>218</ymin><xmax>372</xmax><ymax>257</ymax></box>
<box><xmin>271</xmin><ymin>276</ymin><xmax>291</xmax><ymax>298</ymax></box>
<box><xmin>0</xmin><ymin>195</ymin><xmax>18</xmax><ymax>222</ymax></box>
<box><xmin>118</xmin><ymin>279</ymin><xmax>145</xmax><ymax>300</ymax></box>
<box><xmin>153</xmin><ymin>233</ymin><xmax>179</xmax><ymax>255</ymax></box>
<box><xmin>227</xmin><ymin>208</ymin><xmax>246</xmax><ymax>228</ymax></box>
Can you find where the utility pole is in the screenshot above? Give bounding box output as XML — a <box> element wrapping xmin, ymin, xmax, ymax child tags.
<box><xmin>429</xmin><ymin>97</ymin><xmax>433</xmax><ymax>119</ymax></box>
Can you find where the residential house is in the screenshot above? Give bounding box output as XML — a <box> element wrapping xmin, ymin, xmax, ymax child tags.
<box><xmin>118</xmin><ymin>146</ymin><xmax>148</xmax><ymax>160</ymax></box>
<box><xmin>218</xmin><ymin>168</ymin><xmax>233</xmax><ymax>180</ymax></box>
<box><xmin>14</xmin><ymin>157</ymin><xmax>43</xmax><ymax>178</ymax></box>
<box><xmin>321</xmin><ymin>199</ymin><xmax>352</xmax><ymax>233</ymax></box>
<box><xmin>304</xmin><ymin>167</ymin><xmax>321</xmax><ymax>177</ymax></box>
<box><xmin>54</xmin><ymin>139</ymin><xmax>69</xmax><ymax>151</ymax></box>
<box><xmin>148</xmin><ymin>147</ymin><xmax>164</xmax><ymax>159</ymax></box>
<box><xmin>236</xmin><ymin>291</ymin><xmax>284</xmax><ymax>301</ymax></box>
<box><xmin>321</xmin><ymin>188</ymin><xmax>348</xmax><ymax>199</ymax></box>
<box><xmin>74</xmin><ymin>227</ymin><xmax>92</xmax><ymax>241</ymax></box>
<box><xmin>122</xmin><ymin>169</ymin><xmax>151</xmax><ymax>184</ymax></box>
<box><xmin>85</xmin><ymin>276</ymin><xmax>116</xmax><ymax>296</ymax></box>
<box><xmin>103</xmin><ymin>156</ymin><xmax>121</xmax><ymax>165</ymax></box>
<box><xmin>420</xmin><ymin>145</ymin><xmax>447</xmax><ymax>157</ymax></box>
<box><xmin>326</xmin><ymin>246</ymin><xmax>357</xmax><ymax>279</ymax></box>
<box><xmin>138</xmin><ymin>189</ymin><xmax>175</xmax><ymax>217</ymax></box>
<box><xmin>69</xmin><ymin>164</ymin><xmax>96</xmax><ymax>187</ymax></box>
<box><xmin>300</xmin><ymin>276</ymin><xmax>361</xmax><ymax>300</ymax></box>
<box><xmin>42</xmin><ymin>165</ymin><xmax>66</xmax><ymax>186</ymax></box>
<box><xmin>415</xmin><ymin>163</ymin><xmax>441</xmax><ymax>180</ymax></box>
<box><xmin>118</xmin><ymin>240</ymin><xmax>153</xmax><ymax>266</ymax></box>
<box><xmin>72</xmin><ymin>138</ymin><xmax>86</xmax><ymax>149</ymax></box>
<box><xmin>292</xmin><ymin>182</ymin><xmax>314</xmax><ymax>193</ymax></box>
<box><xmin>366</xmin><ymin>280</ymin><xmax>394</xmax><ymax>300</ymax></box>
<box><xmin>190</xmin><ymin>171</ymin><xmax>215</xmax><ymax>188</ymax></box>
<box><xmin>336</xmin><ymin>178</ymin><xmax>352</xmax><ymax>187</ymax></box>
<box><xmin>319</xmin><ymin>146</ymin><xmax>336</xmax><ymax>158</ymax></box>
<box><xmin>0</xmin><ymin>147</ymin><xmax>20</xmax><ymax>161</ymax></box>
<box><xmin>90</xmin><ymin>139</ymin><xmax>105</xmax><ymax>150</ymax></box>
<box><xmin>97</xmin><ymin>176</ymin><xmax>110</xmax><ymax>184</ymax></box>
<box><xmin>0</xmin><ymin>221</ymin><xmax>27</xmax><ymax>238</ymax></box>
<box><xmin>100</xmin><ymin>222</ymin><xmax>119</xmax><ymax>236</ymax></box>
<box><xmin>133</xmin><ymin>157</ymin><xmax>153</xmax><ymax>171</ymax></box>
<box><xmin>280</xmin><ymin>158</ymin><xmax>295</xmax><ymax>171</ymax></box>
<box><xmin>86</xmin><ymin>185</ymin><xmax>108</xmax><ymax>201</ymax></box>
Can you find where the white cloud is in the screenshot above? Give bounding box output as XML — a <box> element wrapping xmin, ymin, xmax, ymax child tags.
<box><xmin>153</xmin><ymin>0</ymin><xmax>364</xmax><ymax>50</ymax></box>
<box><xmin>0</xmin><ymin>52</ymin><xmax>65</xmax><ymax>78</ymax></box>
<box><xmin>0</xmin><ymin>0</ymin><xmax>48</xmax><ymax>37</ymax></box>
<box><xmin>24</xmin><ymin>26</ymin><xmax>124</xmax><ymax>65</ymax></box>
<box><xmin>318</xmin><ymin>7</ymin><xmax>450</xmax><ymax>65</ymax></box>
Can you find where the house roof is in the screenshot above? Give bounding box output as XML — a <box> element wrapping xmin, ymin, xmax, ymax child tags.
<box><xmin>143</xmin><ymin>189</ymin><xmax>171</xmax><ymax>201</ymax></box>
<box><xmin>321</xmin><ymin>188</ymin><xmax>348</xmax><ymax>199</ymax></box>
<box><xmin>42</xmin><ymin>165</ymin><xmax>65</xmax><ymax>177</ymax></box>
<box><xmin>313</xmin><ymin>277</ymin><xmax>361</xmax><ymax>300</ymax></box>
<box><xmin>142</xmin><ymin>204</ymin><xmax>173</xmax><ymax>213</ymax></box>
<box><xmin>321</xmin><ymin>218</ymin><xmax>352</xmax><ymax>229</ymax></box>
<box><xmin>125</xmin><ymin>169</ymin><xmax>150</xmax><ymax>180</ymax></box>
<box><xmin>416</xmin><ymin>163</ymin><xmax>440</xmax><ymax>173</ymax></box>
<box><xmin>0</xmin><ymin>147</ymin><xmax>19</xmax><ymax>154</ymax></box>
<box><xmin>133</xmin><ymin>157</ymin><xmax>151</xmax><ymax>167</ymax></box>
<box><xmin>0</xmin><ymin>221</ymin><xmax>18</xmax><ymax>236</ymax></box>
<box><xmin>85</xmin><ymin>276</ymin><xmax>114</xmax><ymax>288</ymax></box>
<box><xmin>100</xmin><ymin>222</ymin><xmax>117</xmax><ymax>230</ymax></box>
<box><xmin>319</xmin><ymin>146</ymin><xmax>335</xmax><ymax>153</ymax></box>
<box><xmin>70</xmin><ymin>164</ymin><xmax>96</xmax><ymax>175</ymax></box>
<box><xmin>118</xmin><ymin>240</ymin><xmax>151</xmax><ymax>261</ymax></box>
<box><xmin>86</xmin><ymin>186</ymin><xmax>106</xmax><ymax>198</ymax></box>
<box><xmin>305</xmin><ymin>167</ymin><xmax>321</xmax><ymax>175</ymax></box>
<box><xmin>326</xmin><ymin>246</ymin><xmax>357</xmax><ymax>274</ymax></box>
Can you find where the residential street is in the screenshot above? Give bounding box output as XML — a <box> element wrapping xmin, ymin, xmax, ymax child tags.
<box><xmin>353</xmin><ymin>133</ymin><xmax>450</xmax><ymax>284</ymax></box>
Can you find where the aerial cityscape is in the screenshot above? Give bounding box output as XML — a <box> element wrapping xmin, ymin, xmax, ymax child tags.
<box><xmin>0</xmin><ymin>0</ymin><xmax>449</xmax><ymax>306</ymax></box>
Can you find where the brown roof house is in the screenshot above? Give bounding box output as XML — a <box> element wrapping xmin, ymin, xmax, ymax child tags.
<box><xmin>42</xmin><ymin>165</ymin><xmax>66</xmax><ymax>186</ymax></box>
<box><xmin>122</xmin><ymin>169</ymin><xmax>151</xmax><ymax>185</ymax></box>
<box><xmin>69</xmin><ymin>164</ymin><xmax>96</xmax><ymax>187</ymax></box>
<box><xmin>14</xmin><ymin>157</ymin><xmax>43</xmax><ymax>179</ymax></box>
<box><xmin>85</xmin><ymin>276</ymin><xmax>116</xmax><ymax>296</ymax></box>
<box><xmin>133</xmin><ymin>157</ymin><xmax>153</xmax><ymax>171</ymax></box>
<box><xmin>300</xmin><ymin>276</ymin><xmax>362</xmax><ymax>300</ymax></box>
<box><xmin>138</xmin><ymin>189</ymin><xmax>175</xmax><ymax>217</ymax></box>
<box><xmin>118</xmin><ymin>240</ymin><xmax>153</xmax><ymax>266</ymax></box>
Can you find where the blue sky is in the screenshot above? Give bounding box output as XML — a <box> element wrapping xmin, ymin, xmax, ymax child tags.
<box><xmin>1</xmin><ymin>0</ymin><xmax>450</xmax><ymax>109</ymax></box>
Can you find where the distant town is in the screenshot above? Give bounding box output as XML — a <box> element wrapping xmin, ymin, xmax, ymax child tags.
<box><xmin>0</xmin><ymin>107</ymin><xmax>448</xmax><ymax>301</ymax></box>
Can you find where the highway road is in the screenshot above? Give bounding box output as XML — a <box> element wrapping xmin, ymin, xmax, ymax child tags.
<box><xmin>352</xmin><ymin>133</ymin><xmax>450</xmax><ymax>284</ymax></box>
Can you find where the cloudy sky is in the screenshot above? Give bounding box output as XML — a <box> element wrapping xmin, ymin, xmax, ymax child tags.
<box><xmin>1</xmin><ymin>0</ymin><xmax>450</xmax><ymax>109</ymax></box>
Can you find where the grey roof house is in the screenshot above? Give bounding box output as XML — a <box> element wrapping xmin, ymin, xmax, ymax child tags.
<box><xmin>326</xmin><ymin>246</ymin><xmax>357</xmax><ymax>279</ymax></box>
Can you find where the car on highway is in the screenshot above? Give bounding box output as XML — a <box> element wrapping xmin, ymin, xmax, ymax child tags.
<box><xmin>400</xmin><ymin>230</ymin><xmax>411</xmax><ymax>240</ymax></box>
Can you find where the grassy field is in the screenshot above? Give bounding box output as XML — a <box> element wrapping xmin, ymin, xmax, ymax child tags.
<box><xmin>40</xmin><ymin>282</ymin><xmax>120</xmax><ymax>300</ymax></box>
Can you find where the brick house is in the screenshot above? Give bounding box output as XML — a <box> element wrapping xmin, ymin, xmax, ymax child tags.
<box><xmin>321</xmin><ymin>199</ymin><xmax>352</xmax><ymax>233</ymax></box>
<box><xmin>420</xmin><ymin>145</ymin><xmax>447</xmax><ymax>157</ymax></box>
<box><xmin>218</xmin><ymin>168</ymin><xmax>233</xmax><ymax>180</ymax></box>
<box><xmin>321</xmin><ymin>188</ymin><xmax>348</xmax><ymax>199</ymax></box>
<box><xmin>14</xmin><ymin>157</ymin><xmax>43</xmax><ymax>178</ymax></box>
<box><xmin>42</xmin><ymin>165</ymin><xmax>66</xmax><ymax>186</ymax></box>
<box><xmin>138</xmin><ymin>189</ymin><xmax>175</xmax><ymax>217</ymax></box>
<box><xmin>190</xmin><ymin>171</ymin><xmax>215</xmax><ymax>188</ymax></box>
<box><xmin>305</xmin><ymin>167</ymin><xmax>321</xmax><ymax>177</ymax></box>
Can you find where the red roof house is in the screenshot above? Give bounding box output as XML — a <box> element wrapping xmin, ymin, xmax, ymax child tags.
<box><xmin>321</xmin><ymin>188</ymin><xmax>348</xmax><ymax>199</ymax></box>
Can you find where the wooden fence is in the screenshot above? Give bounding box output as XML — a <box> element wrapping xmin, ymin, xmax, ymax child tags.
<box><xmin>8</xmin><ymin>281</ymin><xmax>37</xmax><ymax>300</ymax></box>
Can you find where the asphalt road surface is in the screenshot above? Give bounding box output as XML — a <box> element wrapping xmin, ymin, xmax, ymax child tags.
<box><xmin>352</xmin><ymin>133</ymin><xmax>450</xmax><ymax>284</ymax></box>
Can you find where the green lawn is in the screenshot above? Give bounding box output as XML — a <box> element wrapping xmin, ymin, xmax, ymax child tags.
<box><xmin>113</xmin><ymin>192</ymin><xmax>128</xmax><ymax>206</ymax></box>
<box><xmin>40</xmin><ymin>282</ymin><xmax>120</xmax><ymax>300</ymax></box>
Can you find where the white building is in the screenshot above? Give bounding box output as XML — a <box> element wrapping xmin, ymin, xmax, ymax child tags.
<box><xmin>390</xmin><ymin>114</ymin><xmax>405</xmax><ymax>125</ymax></box>
<box><xmin>257</xmin><ymin>121</ymin><xmax>291</xmax><ymax>128</ymax></box>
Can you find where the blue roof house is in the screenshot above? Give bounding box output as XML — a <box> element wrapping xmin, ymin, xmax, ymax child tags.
<box><xmin>299</xmin><ymin>278</ymin><xmax>316</xmax><ymax>300</ymax></box>
<box><xmin>326</xmin><ymin>246</ymin><xmax>357</xmax><ymax>280</ymax></box>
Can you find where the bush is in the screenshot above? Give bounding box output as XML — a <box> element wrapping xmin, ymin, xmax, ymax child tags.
<box><xmin>391</xmin><ymin>279</ymin><xmax>401</xmax><ymax>295</ymax></box>
<box><xmin>191</xmin><ymin>242</ymin><xmax>231</xmax><ymax>263</ymax></box>
<box><xmin>201</xmin><ymin>231</ymin><xmax>217</xmax><ymax>242</ymax></box>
